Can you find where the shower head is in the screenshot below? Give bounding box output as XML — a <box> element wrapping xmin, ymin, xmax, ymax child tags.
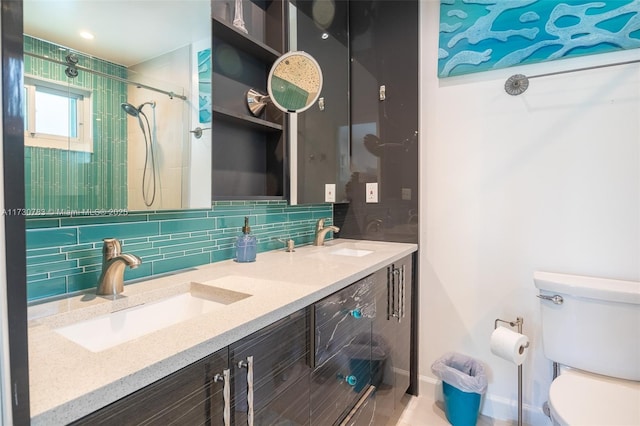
<box><xmin>121</xmin><ymin>101</ymin><xmax>156</xmax><ymax>117</ymax></box>
<box><xmin>121</xmin><ymin>102</ymin><xmax>140</xmax><ymax>117</ymax></box>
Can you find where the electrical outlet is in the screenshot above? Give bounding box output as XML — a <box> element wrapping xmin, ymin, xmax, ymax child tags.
<box><xmin>401</xmin><ymin>188</ymin><xmax>411</xmax><ymax>201</ymax></box>
<box><xmin>325</xmin><ymin>184</ymin><xmax>336</xmax><ymax>203</ymax></box>
<box><xmin>366</xmin><ymin>182</ymin><xmax>378</xmax><ymax>203</ymax></box>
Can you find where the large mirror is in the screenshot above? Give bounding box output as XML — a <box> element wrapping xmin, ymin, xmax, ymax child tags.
<box><xmin>23</xmin><ymin>0</ymin><xmax>212</xmax><ymax>214</ymax></box>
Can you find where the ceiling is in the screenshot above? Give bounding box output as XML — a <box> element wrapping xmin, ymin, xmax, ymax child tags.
<box><xmin>23</xmin><ymin>0</ymin><xmax>211</xmax><ymax>67</ymax></box>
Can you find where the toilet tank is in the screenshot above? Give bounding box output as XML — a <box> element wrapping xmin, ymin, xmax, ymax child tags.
<box><xmin>534</xmin><ymin>271</ymin><xmax>640</xmax><ymax>381</ymax></box>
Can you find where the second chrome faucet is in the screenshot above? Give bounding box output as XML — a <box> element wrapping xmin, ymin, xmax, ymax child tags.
<box><xmin>97</xmin><ymin>238</ymin><xmax>141</xmax><ymax>296</ymax></box>
<box><xmin>313</xmin><ymin>218</ymin><xmax>340</xmax><ymax>246</ymax></box>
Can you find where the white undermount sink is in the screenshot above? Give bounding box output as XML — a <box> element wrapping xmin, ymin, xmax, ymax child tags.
<box><xmin>54</xmin><ymin>282</ymin><xmax>251</xmax><ymax>352</ymax></box>
<box><xmin>329</xmin><ymin>247</ymin><xmax>374</xmax><ymax>257</ymax></box>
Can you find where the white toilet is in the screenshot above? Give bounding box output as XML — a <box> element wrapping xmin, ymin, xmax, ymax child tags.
<box><xmin>534</xmin><ymin>271</ymin><xmax>640</xmax><ymax>426</ymax></box>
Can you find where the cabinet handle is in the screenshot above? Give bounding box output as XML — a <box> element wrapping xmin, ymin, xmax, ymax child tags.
<box><xmin>392</xmin><ymin>267</ymin><xmax>400</xmax><ymax>320</ymax></box>
<box><xmin>388</xmin><ymin>266</ymin><xmax>400</xmax><ymax>320</ymax></box>
<box><xmin>400</xmin><ymin>264</ymin><xmax>406</xmax><ymax>322</ymax></box>
<box><xmin>213</xmin><ymin>369</ymin><xmax>231</xmax><ymax>426</ymax></box>
<box><xmin>340</xmin><ymin>385</ymin><xmax>376</xmax><ymax>426</ymax></box>
<box><xmin>337</xmin><ymin>373</ymin><xmax>358</xmax><ymax>387</ymax></box>
<box><xmin>238</xmin><ymin>356</ymin><xmax>254</xmax><ymax>426</ymax></box>
<box><xmin>386</xmin><ymin>266</ymin><xmax>392</xmax><ymax>321</ymax></box>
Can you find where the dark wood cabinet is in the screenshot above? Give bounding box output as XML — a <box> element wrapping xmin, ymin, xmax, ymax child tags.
<box><xmin>71</xmin><ymin>348</ymin><xmax>229</xmax><ymax>426</ymax></box>
<box><xmin>311</xmin><ymin>257</ymin><xmax>413</xmax><ymax>426</ymax></box>
<box><xmin>230</xmin><ymin>308</ymin><xmax>311</xmax><ymax>425</ymax></box>
<box><xmin>289</xmin><ymin>0</ymin><xmax>419</xmax><ymax>218</ymax></box>
<box><xmin>211</xmin><ymin>0</ymin><xmax>288</xmax><ymax>200</ymax></box>
<box><xmin>71</xmin><ymin>309</ymin><xmax>310</xmax><ymax>426</ymax></box>
<box><xmin>70</xmin><ymin>256</ymin><xmax>414</xmax><ymax>426</ymax></box>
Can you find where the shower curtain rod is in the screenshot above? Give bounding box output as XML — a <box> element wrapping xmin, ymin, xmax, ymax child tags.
<box><xmin>504</xmin><ymin>58</ymin><xmax>640</xmax><ymax>96</ymax></box>
<box><xmin>24</xmin><ymin>51</ymin><xmax>188</xmax><ymax>101</ymax></box>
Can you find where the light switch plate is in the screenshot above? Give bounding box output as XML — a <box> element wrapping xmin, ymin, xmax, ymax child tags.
<box><xmin>401</xmin><ymin>188</ymin><xmax>412</xmax><ymax>201</ymax></box>
<box><xmin>325</xmin><ymin>184</ymin><xmax>336</xmax><ymax>203</ymax></box>
<box><xmin>366</xmin><ymin>182</ymin><xmax>378</xmax><ymax>203</ymax></box>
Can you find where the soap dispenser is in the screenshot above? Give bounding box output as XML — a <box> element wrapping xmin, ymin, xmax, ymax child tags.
<box><xmin>236</xmin><ymin>216</ymin><xmax>257</xmax><ymax>262</ymax></box>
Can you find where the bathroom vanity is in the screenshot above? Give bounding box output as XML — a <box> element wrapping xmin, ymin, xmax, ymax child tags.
<box><xmin>27</xmin><ymin>239</ymin><xmax>416</xmax><ymax>425</ymax></box>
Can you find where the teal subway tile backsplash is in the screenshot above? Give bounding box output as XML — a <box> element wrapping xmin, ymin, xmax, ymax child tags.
<box><xmin>27</xmin><ymin>277</ymin><xmax>67</xmax><ymax>301</ymax></box>
<box><xmin>77</xmin><ymin>222</ymin><xmax>160</xmax><ymax>243</ymax></box>
<box><xmin>159</xmin><ymin>218</ymin><xmax>216</xmax><ymax>234</ymax></box>
<box><xmin>68</xmin><ymin>272</ymin><xmax>101</xmax><ymax>293</ymax></box>
<box><xmin>27</xmin><ymin>228</ymin><xmax>78</xmax><ymax>249</ymax></box>
<box><xmin>27</xmin><ymin>259</ymin><xmax>78</xmax><ymax>276</ymax></box>
<box><xmin>60</xmin><ymin>213</ymin><xmax>150</xmax><ymax>227</ymax></box>
<box><xmin>26</xmin><ymin>253</ymin><xmax>67</xmax><ymax>265</ymax></box>
<box><xmin>25</xmin><ymin>201</ymin><xmax>333</xmax><ymax>302</ymax></box>
<box><xmin>153</xmin><ymin>252</ymin><xmax>211</xmax><ymax>275</ymax></box>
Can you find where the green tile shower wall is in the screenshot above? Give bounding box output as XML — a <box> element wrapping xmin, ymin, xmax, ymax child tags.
<box><xmin>25</xmin><ymin>201</ymin><xmax>334</xmax><ymax>302</ymax></box>
<box><xmin>24</xmin><ymin>36</ymin><xmax>128</xmax><ymax>211</ymax></box>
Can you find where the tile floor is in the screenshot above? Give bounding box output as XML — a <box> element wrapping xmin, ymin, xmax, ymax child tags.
<box><xmin>393</xmin><ymin>394</ymin><xmax>514</xmax><ymax>426</ymax></box>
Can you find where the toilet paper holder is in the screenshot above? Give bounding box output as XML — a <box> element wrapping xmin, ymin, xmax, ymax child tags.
<box><xmin>494</xmin><ymin>317</ymin><xmax>529</xmax><ymax>426</ymax></box>
<box><xmin>494</xmin><ymin>317</ymin><xmax>530</xmax><ymax>350</ymax></box>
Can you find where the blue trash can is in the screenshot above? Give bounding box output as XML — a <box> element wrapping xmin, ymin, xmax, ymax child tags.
<box><xmin>431</xmin><ymin>352</ymin><xmax>487</xmax><ymax>426</ymax></box>
<box><xmin>443</xmin><ymin>381</ymin><xmax>482</xmax><ymax>425</ymax></box>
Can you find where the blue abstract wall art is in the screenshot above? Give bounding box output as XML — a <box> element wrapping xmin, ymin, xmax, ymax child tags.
<box><xmin>438</xmin><ymin>0</ymin><xmax>640</xmax><ymax>77</ymax></box>
<box><xmin>198</xmin><ymin>48</ymin><xmax>212</xmax><ymax>123</ymax></box>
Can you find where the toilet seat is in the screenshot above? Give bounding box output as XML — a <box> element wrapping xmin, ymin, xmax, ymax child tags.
<box><xmin>549</xmin><ymin>368</ymin><xmax>640</xmax><ymax>426</ymax></box>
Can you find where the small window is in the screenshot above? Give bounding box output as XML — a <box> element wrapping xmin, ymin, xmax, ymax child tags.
<box><xmin>24</xmin><ymin>75</ymin><xmax>93</xmax><ymax>152</ymax></box>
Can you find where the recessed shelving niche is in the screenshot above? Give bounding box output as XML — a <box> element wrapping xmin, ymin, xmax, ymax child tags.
<box><xmin>211</xmin><ymin>0</ymin><xmax>287</xmax><ymax>200</ymax></box>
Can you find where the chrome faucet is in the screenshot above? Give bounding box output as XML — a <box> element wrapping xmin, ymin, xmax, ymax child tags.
<box><xmin>313</xmin><ymin>218</ymin><xmax>340</xmax><ymax>246</ymax></box>
<box><xmin>96</xmin><ymin>238</ymin><xmax>142</xmax><ymax>296</ymax></box>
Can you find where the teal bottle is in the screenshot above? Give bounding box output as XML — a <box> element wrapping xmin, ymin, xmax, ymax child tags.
<box><xmin>235</xmin><ymin>217</ymin><xmax>257</xmax><ymax>262</ymax></box>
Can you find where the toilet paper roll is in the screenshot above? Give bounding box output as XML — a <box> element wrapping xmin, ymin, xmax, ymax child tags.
<box><xmin>490</xmin><ymin>326</ymin><xmax>529</xmax><ymax>365</ymax></box>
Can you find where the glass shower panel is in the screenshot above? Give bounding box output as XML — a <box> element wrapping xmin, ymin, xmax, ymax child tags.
<box><xmin>23</xmin><ymin>41</ymin><xmax>201</xmax><ymax>215</ymax></box>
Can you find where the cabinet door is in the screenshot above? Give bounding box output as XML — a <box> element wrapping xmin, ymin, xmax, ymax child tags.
<box><xmin>71</xmin><ymin>348</ymin><xmax>229</xmax><ymax>426</ymax></box>
<box><xmin>230</xmin><ymin>308</ymin><xmax>311</xmax><ymax>425</ymax></box>
<box><xmin>393</xmin><ymin>255</ymin><xmax>412</xmax><ymax>403</ymax></box>
<box><xmin>255</xmin><ymin>374</ymin><xmax>310</xmax><ymax>425</ymax></box>
<box><xmin>335</xmin><ymin>0</ymin><xmax>419</xmax><ymax>243</ymax></box>
<box><xmin>311</xmin><ymin>276</ymin><xmax>375</xmax><ymax>424</ymax></box>
<box><xmin>310</xmin><ymin>318</ymin><xmax>371</xmax><ymax>424</ymax></box>
<box><xmin>369</xmin><ymin>266</ymin><xmax>397</xmax><ymax>423</ymax></box>
<box><xmin>369</xmin><ymin>255</ymin><xmax>413</xmax><ymax>423</ymax></box>
<box><xmin>289</xmin><ymin>0</ymin><xmax>350</xmax><ymax>204</ymax></box>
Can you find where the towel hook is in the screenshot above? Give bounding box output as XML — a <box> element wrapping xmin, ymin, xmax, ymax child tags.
<box><xmin>190</xmin><ymin>126</ymin><xmax>211</xmax><ymax>139</ymax></box>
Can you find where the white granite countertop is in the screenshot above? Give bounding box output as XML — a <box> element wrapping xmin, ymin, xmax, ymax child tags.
<box><xmin>28</xmin><ymin>239</ymin><xmax>417</xmax><ymax>425</ymax></box>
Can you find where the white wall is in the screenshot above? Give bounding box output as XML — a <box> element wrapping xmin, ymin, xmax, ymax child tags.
<box><xmin>419</xmin><ymin>0</ymin><xmax>640</xmax><ymax>423</ymax></box>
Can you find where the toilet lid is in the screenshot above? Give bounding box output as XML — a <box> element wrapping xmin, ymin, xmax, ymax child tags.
<box><xmin>549</xmin><ymin>369</ymin><xmax>640</xmax><ymax>426</ymax></box>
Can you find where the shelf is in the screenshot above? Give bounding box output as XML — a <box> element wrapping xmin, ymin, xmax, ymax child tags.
<box><xmin>213</xmin><ymin>17</ymin><xmax>281</xmax><ymax>63</ymax></box>
<box><xmin>212</xmin><ymin>195</ymin><xmax>286</xmax><ymax>201</ymax></box>
<box><xmin>213</xmin><ymin>106</ymin><xmax>282</xmax><ymax>132</ymax></box>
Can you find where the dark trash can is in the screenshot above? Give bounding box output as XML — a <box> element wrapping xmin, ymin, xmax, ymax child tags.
<box><xmin>431</xmin><ymin>352</ymin><xmax>488</xmax><ymax>426</ymax></box>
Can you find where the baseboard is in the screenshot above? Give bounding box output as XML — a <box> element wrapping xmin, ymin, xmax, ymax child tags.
<box><xmin>417</xmin><ymin>375</ymin><xmax>551</xmax><ymax>425</ymax></box>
